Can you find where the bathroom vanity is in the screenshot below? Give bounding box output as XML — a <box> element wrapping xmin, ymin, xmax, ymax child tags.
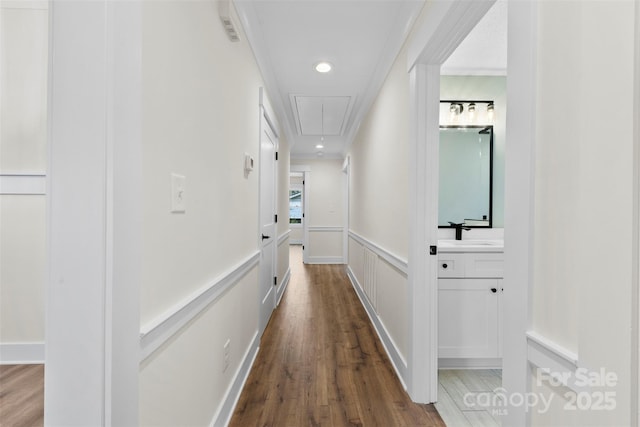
<box><xmin>437</xmin><ymin>239</ymin><xmax>504</xmax><ymax>368</ymax></box>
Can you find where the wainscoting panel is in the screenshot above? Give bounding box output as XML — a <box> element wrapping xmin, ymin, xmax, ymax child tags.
<box><xmin>140</xmin><ymin>251</ymin><xmax>260</xmax><ymax>362</ymax></box>
<box><xmin>210</xmin><ymin>332</ymin><xmax>259</xmax><ymax>427</ymax></box>
<box><xmin>277</xmin><ymin>231</ymin><xmax>291</xmax><ymax>304</ymax></box>
<box><xmin>289</xmin><ymin>226</ymin><xmax>303</xmax><ymax>245</ymax></box>
<box><xmin>307</xmin><ymin>226</ymin><xmax>344</xmax><ymax>264</ymax></box>
<box><xmin>363</xmin><ymin>247</ymin><xmax>377</xmax><ymax>311</ymax></box>
<box><xmin>347</xmin><ymin>233</ymin><xmax>409</xmax><ymax>387</ymax></box>
<box><xmin>139</xmin><ymin>263</ymin><xmax>260</xmax><ymax>426</ymax></box>
<box><xmin>348</xmin><ymin>236</ymin><xmax>364</xmax><ymax>288</ymax></box>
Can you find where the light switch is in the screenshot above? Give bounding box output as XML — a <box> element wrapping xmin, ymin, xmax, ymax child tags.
<box><xmin>171</xmin><ymin>173</ymin><xmax>186</xmax><ymax>213</ymax></box>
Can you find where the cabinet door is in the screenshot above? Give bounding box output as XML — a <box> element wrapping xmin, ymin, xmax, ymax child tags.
<box><xmin>438</xmin><ymin>278</ymin><xmax>499</xmax><ymax>359</ymax></box>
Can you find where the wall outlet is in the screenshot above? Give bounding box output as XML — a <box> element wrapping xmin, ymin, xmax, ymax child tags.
<box><xmin>171</xmin><ymin>173</ymin><xmax>186</xmax><ymax>213</ymax></box>
<box><xmin>223</xmin><ymin>339</ymin><xmax>230</xmax><ymax>373</ymax></box>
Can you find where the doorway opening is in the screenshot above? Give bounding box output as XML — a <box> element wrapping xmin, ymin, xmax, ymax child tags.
<box><xmin>289</xmin><ymin>172</ymin><xmax>304</xmax><ymax>245</ymax></box>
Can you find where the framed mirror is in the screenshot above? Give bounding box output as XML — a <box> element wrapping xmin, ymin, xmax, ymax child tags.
<box><xmin>439</xmin><ymin>125</ymin><xmax>493</xmax><ymax>228</ymax></box>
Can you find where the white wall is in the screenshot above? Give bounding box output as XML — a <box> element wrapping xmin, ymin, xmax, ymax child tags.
<box><xmin>0</xmin><ymin>1</ymin><xmax>48</xmax><ymax>363</ymax></box>
<box><xmin>440</xmin><ymin>76</ymin><xmax>506</xmax><ymax>228</ymax></box>
<box><xmin>348</xmin><ymin>43</ymin><xmax>410</xmax><ymax>260</ymax></box>
<box><xmin>345</xmin><ymin>22</ymin><xmax>419</xmax><ymax>385</ymax></box>
<box><xmin>138</xmin><ymin>1</ymin><xmax>288</xmax><ymax>424</ymax></box>
<box><xmin>291</xmin><ymin>159</ymin><xmax>345</xmax><ymax>263</ymax></box>
<box><xmin>528</xmin><ymin>1</ymin><xmax>636</xmax><ymax>425</ymax></box>
<box><xmin>0</xmin><ymin>2</ymin><xmax>48</xmax><ymax>172</ymax></box>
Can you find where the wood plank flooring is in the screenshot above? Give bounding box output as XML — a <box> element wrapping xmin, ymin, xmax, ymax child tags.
<box><xmin>435</xmin><ymin>369</ymin><xmax>502</xmax><ymax>427</ymax></box>
<box><xmin>230</xmin><ymin>246</ymin><xmax>445</xmax><ymax>427</ymax></box>
<box><xmin>0</xmin><ymin>364</ymin><xmax>44</xmax><ymax>427</ymax></box>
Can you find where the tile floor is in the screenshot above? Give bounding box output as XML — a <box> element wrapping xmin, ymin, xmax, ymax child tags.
<box><xmin>435</xmin><ymin>369</ymin><xmax>503</xmax><ymax>427</ymax></box>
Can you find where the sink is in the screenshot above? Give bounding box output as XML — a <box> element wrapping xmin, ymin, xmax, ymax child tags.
<box><xmin>440</xmin><ymin>239</ymin><xmax>502</xmax><ymax>246</ymax></box>
<box><xmin>438</xmin><ymin>239</ymin><xmax>504</xmax><ymax>252</ymax></box>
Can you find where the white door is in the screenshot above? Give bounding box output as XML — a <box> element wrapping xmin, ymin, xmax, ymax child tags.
<box><xmin>258</xmin><ymin>115</ymin><xmax>277</xmax><ymax>337</ymax></box>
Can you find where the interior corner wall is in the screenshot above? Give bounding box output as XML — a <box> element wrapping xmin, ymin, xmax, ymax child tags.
<box><xmin>0</xmin><ymin>1</ymin><xmax>48</xmax><ymax>362</ymax></box>
<box><xmin>139</xmin><ymin>1</ymin><xmax>284</xmax><ymax>424</ymax></box>
<box><xmin>290</xmin><ymin>158</ymin><xmax>345</xmax><ymax>263</ymax></box>
<box><xmin>440</xmin><ymin>75</ymin><xmax>506</xmax><ymax>228</ymax></box>
<box><xmin>529</xmin><ymin>1</ymin><xmax>635</xmax><ymax>425</ymax></box>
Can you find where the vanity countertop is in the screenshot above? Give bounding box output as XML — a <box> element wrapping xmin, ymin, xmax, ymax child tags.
<box><xmin>438</xmin><ymin>239</ymin><xmax>504</xmax><ymax>253</ymax></box>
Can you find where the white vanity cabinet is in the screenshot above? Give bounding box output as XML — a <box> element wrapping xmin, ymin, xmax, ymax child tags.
<box><xmin>438</xmin><ymin>250</ymin><xmax>504</xmax><ymax>362</ymax></box>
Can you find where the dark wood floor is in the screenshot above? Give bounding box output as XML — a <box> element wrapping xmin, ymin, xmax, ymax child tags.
<box><xmin>0</xmin><ymin>364</ymin><xmax>44</xmax><ymax>427</ymax></box>
<box><xmin>230</xmin><ymin>246</ymin><xmax>445</xmax><ymax>427</ymax></box>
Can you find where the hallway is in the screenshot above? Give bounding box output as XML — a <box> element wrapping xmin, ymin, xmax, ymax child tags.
<box><xmin>229</xmin><ymin>246</ymin><xmax>444</xmax><ymax>426</ymax></box>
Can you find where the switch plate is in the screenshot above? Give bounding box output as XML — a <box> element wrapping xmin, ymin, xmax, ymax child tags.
<box><xmin>171</xmin><ymin>173</ymin><xmax>186</xmax><ymax>213</ymax></box>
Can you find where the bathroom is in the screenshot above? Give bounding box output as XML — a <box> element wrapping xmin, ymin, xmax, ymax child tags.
<box><xmin>435</xmin><ymin>2</ymin><xmax>507</xmax><ymax>425</ymax></box>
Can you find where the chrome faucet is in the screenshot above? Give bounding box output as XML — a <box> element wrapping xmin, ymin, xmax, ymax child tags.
<box><xmin>448</xmin><ymin>221</ymin><xmax>471</xmax><ymax>240</ymax></box>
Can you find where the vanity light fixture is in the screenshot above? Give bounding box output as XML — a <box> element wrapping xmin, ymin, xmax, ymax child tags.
<box><xmin>314</xmin><ymin>62</ymin><xmax>332</xmax><ymax>73</ymax></box>
<box><xmin>441</xmin><ymin>100</ymin><xmax>495</xmax><ymax>125</ymax></box>
<box><xmin>449</xmin><ymin>103</ymin><xmax>464</xmax><ymax>115</ymax></box>
<box><xmin>468</xmin><ymin>103</ymin><xmax>476</xmax><ymax>121</ymax></box>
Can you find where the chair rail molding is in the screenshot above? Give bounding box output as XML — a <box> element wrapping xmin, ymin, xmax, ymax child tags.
<box><xmin>0</xmin><ymin>174</ymin><xmax>46</xmax><ymax>195</ymax></box>
<box><xmin>348</xmin><ymin>231</ymin><xmax>408</xmax><ymax>275</ymax></box>
<box><xmin>139</xmin><ymin>251</ymin><xmax>260</xmax><ymax>362</ymax></box>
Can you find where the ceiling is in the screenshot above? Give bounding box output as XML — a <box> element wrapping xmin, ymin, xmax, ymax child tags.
<box><xmin>234</xmin><ymin>0</ymin><xmax>506</xmax><ymax>159</ymax></box>
<box><xmin>441</xmin><ymin>0</ymin><xmax>507</xmax><ymax>76</ymax></box>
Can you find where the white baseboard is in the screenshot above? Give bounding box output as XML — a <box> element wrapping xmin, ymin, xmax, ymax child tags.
<box><xmin>0</xmin><ymin>342</ymin><xmax>45</xmax><ymax>364</ymax></box>
<box><xmin>306</xmin><ymin>256</ymin><xmax>344</xmax><ymax>264</ymax></box>
<box><xmin>346</xmin><ymin>266</ymin><xmax>407</xmax><ymax>388</ymax></box>
<box><xmin>211</xmin><ymin>331</ymin><xmax>260</xmax><ymax>427</ymax></box>
<box><xmin>438</xmin><ymin>358</ymin><xmax>502</xmax><ymax>369</ymax></box>
<box><xmin>276</xmin><ymin>267</ymin><xmax>291</xmax><ymax>305</ymax></box>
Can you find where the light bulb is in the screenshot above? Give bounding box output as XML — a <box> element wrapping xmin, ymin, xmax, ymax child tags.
<box><xmin>314</xmin><ymin>62</ymin><xmax>332</xmax><ymax>73</ymax></box>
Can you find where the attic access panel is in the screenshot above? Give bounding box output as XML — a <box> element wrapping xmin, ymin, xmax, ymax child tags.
<box><xmin>291</xmin><ymin>95</ymin><xmax>353</xmax><ymax>136</ymax></box>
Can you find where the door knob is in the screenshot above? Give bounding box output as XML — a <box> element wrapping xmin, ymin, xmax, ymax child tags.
<box><xmin>261</xmin><ymin>234</ymin><xmax>270</xmax><ymax>240</ymax></box>
<box><xmin>491</xmin><ymin>288</ymin><xmax>497</xmax><ymax>293</ymax></box>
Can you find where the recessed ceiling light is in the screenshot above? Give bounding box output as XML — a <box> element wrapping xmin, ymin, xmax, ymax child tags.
<box><xmin>316</xmin><ymin>144</ymin><xmax>324</xmax><ymax>149</ymax></box>
<box><xmin>314</xmin><ymin>62</ymin><xmax>332</xmax><ymax>73</ymax></box>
